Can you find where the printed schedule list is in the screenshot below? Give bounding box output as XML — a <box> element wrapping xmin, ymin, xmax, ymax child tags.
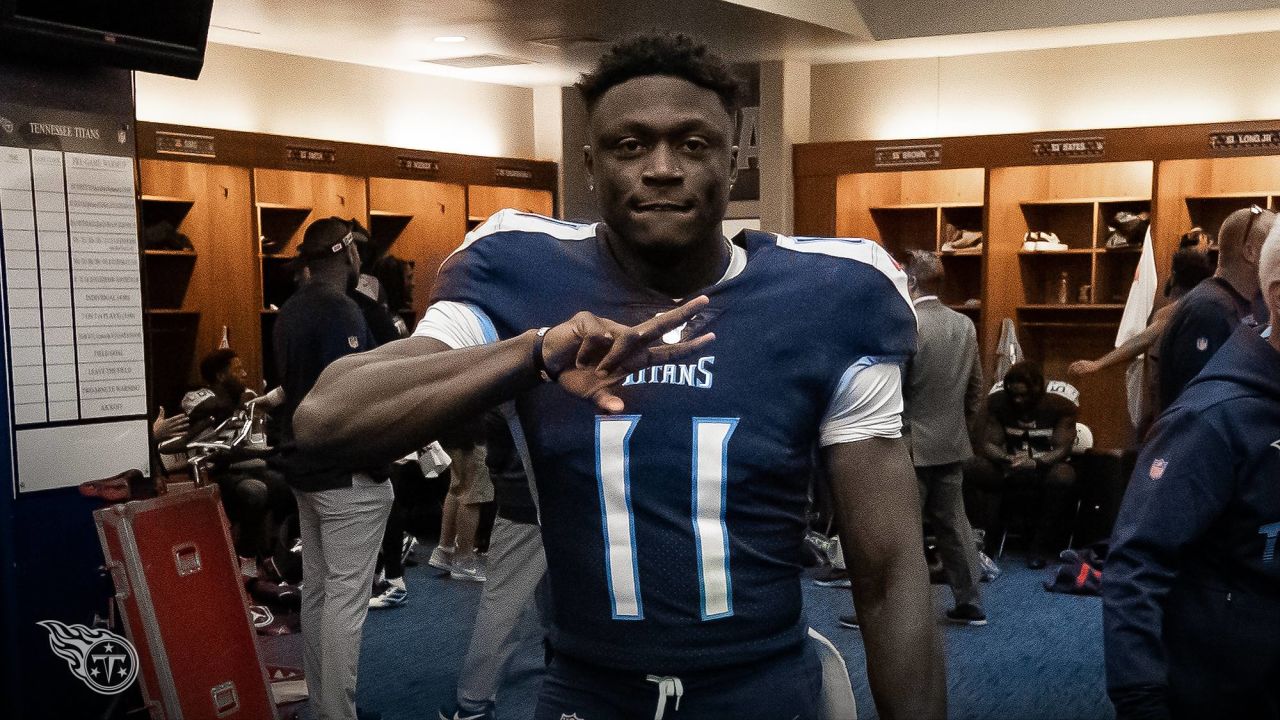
<box><xmin>1</xmin><ymin>147</ymin><xmax>145</xmax><ymax>426</ymax></box>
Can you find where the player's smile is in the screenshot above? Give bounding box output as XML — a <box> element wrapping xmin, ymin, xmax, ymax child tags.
<box><xmin>630</xmin><ymin>199</ymin><xmax>697</xmax><ymax>223</ymax></box>
<box><xmin>632</xmin><ymin>200</ymin><xmax>694</xmax><ymax>213</ymax></box>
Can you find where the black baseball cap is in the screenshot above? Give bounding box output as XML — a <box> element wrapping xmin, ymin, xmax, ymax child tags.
<box><xmin>293</xmin><ymin>216</ymin><xmax>368</xmax><ymax>268</ymax></box>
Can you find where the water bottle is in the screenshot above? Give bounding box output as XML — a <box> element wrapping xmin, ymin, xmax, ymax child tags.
<box><xmin>1055</xmin><ymin>271</ymin><xmax>1070</xmax><ymax>304</ymax></box>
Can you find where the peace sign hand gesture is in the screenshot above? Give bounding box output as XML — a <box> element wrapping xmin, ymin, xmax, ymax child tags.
<box><xmin>541</xmin><ymin>295</ymin><xmax>715</xmax><ymax>413</ymax></box>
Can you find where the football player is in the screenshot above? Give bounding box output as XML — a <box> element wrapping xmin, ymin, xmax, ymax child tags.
<box><xmin>297</xmin><ymin>34</ymin><xmax>942</xmax><ymax>720</ymax></box>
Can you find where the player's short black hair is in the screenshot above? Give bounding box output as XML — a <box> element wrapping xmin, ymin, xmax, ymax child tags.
<box><xmin>904</xmin><ymin>249</ymin><xmax>944</xmax><ymax>294</ymax></box>
<box><xmin>1004</xmin><ymin>360</ymin><xmax>1044</xmax><ymax>391</ymax></box>
<box><xmin>200</xmin><ymin>348</ymin><xmax>238</xmax><ymax>386</ymax></box>
<box><xmin>575</xmin><ymin>34</ymin><xmax>742</xmax><ymax>116</ymax></box>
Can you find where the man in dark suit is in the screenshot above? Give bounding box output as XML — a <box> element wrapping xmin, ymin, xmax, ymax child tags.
<box><xmin>903</xmin><ymin>251</ymin><xmax>987</xmax><ymax>625</ymax></box>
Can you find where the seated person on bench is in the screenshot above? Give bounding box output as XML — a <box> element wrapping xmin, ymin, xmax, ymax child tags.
<box><xmin>180</xmin><ymin>349</ymin><xmax>292</xmax><ymax>566</ymax></box>
<box><xmin>967</xmin><ymin>361</ymin><xmax>1078</xmax><ymax>569</ymax></box>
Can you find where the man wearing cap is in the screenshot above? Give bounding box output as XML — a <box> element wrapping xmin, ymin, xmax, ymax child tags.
<box><xmin>273</xmin><ymin>217</ymin><xmax>390</xmax><ymax>720</ymax></box>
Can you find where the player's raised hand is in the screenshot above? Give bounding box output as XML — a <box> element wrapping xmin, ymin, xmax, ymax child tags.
<box><xmin>541</xmin><ymin>295</ymin><xmax>715</xmax><ymax>413</ymax></box>
<box><xmin>152</xmin><ymin>406</ymin><xmax>190</xmax><ymax>442</ymax></box>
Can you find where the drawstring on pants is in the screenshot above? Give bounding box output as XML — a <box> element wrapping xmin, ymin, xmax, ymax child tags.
<box><xmin>645</xmin><ymin>674</ymin><xmax>684</xmax><ymax>720</ymax></box>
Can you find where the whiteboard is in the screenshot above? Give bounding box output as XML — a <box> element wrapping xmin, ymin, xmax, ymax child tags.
<box><xmin>0</xmin><ymin>103</ymin><xmax>150</xmax><ymax>494</ymax></box>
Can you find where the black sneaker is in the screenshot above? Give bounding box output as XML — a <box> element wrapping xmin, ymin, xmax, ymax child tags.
<box><xmin>837</xmin><ymin>614</ymin><xmax>860</xmax><ymax>629</ymax></box>
<box><xmin>945</xmin><ymin>603</ymin><xmax>988</xmax><ymax>626</ymax></box>
<box><xmin>813</xmin><ymin>568</ymin><xmax>851</xmax><ymax>588</ymax></box>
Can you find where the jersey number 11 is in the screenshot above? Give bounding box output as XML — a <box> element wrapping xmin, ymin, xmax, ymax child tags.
<box><xmin>596</xmin><ymin>415</ymin><xmax>738</xmax><ymax>622</ymax></box>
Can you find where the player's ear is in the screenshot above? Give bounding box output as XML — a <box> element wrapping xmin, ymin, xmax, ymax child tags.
<box><xmin>728</xmin><ymin>145</ymin><xmax>739</xmax><ymax>187</ymax></box>
<box><xmin>583</xmin><ymin>145</ymin><xmax>595</xmax><ymax>191</ymax></box>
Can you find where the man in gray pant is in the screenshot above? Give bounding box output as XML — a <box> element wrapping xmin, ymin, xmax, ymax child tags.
<box><xmin>902</xmin><ymin>251</ymin><xmax>987</xmax><ymax>625</ymax></box>
<box><xmin>439</xmin><ymin>409</ymin><xmax>550</xmax><ymax>720</ymax></box>
<box><xmin>274</xmin><ymin>218</ymin><xmax>394</xmax><ymax>720</ymax></box>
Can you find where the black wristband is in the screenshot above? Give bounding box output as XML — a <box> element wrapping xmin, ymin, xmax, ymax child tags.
<box><xmin>532</xmin><ymin>327</ymin><xmax>557</xmax><ymax>383</ymax></box>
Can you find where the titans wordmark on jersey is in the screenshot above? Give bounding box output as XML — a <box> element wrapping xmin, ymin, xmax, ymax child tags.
<box><xmin>419</xmin><ymin>210</ymin><xmax>915</xmax><ymax>673</ymax></box>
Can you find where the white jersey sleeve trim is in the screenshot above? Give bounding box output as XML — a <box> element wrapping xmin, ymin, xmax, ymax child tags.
<box><xmin>772</xmin><ymin>233</ymin><xmax>915</xmax><ymax>318</ymax></box>
<box><xmin>819</xmin><ymin>358</ymin><xmax>905</xmax><ymax>446</ymax></box>
<box><xmin>413</xmin><ymin>301</ymin><xmax>498</xmax><ymax>349</ymax></box>
<box><xmin>439</xmin><ymin>208</ymin><xmax>597</xmax><ymax>275</ymax></box>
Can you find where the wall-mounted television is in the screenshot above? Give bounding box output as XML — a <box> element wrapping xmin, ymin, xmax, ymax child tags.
<box><xmin>0</xmin><ymin>0</ymin><xmax>214</xmax><ymax>79</ymax></box>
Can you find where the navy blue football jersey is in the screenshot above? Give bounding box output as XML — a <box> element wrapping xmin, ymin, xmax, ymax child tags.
<box><xmin>423</xmin><ymin>211</ymin><xmax>915</xmax><ymax>673</ymax></box>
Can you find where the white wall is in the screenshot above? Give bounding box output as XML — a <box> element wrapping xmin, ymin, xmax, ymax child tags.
<box><xmin>758</xmin><ymin>60</ymin><xmax>810</xmax><ymax>234</ymax></box>
<box><xmin>135</xmin><ymin>43</ymin><xmax>538</xmax><ymax>158</ymax></box>
<box><xmin>812</xmin><ymin>30</ymin><xmax>1280</xmax><ymax>142</ymax></box>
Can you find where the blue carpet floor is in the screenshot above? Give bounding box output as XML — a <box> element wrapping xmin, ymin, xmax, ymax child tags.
<box><xmin>317</xmin><ymin>554</ymin><xmax>1112</xmax><ymax>720</ymax></box>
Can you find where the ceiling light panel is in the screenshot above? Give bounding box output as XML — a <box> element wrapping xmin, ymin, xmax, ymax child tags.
<box><xmin>421</xmin><ymin>54</ymin><xmax>535</xmax><ymax>69</ymax></box>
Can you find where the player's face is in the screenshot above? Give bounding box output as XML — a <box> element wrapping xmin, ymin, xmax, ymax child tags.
<box><xmin>1007</xmin><ymin>381</ymin><xmax>1039</xmax><ymax>414</ymax></box>
<box><xmin>586</xmin><ymin>75</ymin><xmax>737</xmax><ymax>255</ymax></box>
<box><xmin>221</xmin><ymin>356</ymin><xmax>248</xmax><ymax>395</ymax></box>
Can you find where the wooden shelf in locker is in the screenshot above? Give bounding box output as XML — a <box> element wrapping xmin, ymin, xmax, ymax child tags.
<box><xmin>368</xmin><ymin>212</ymin><xmax>414</xmax><ymax>253</ymax></box>
<box><xmin>143</xmin><ymin>251</ymin><xmax>198</xmax><ymax>309</ymax></box>
<box><xmin>835</xmin><ymin>167</ymin><xmax>984</xmax><ymax>251</ymax></box>
<box><xmin>939</xmin><ymin>252</ymin><xmax>983</xmax><ymax>310</ymax></box>
<box><xmin>139</xmin><ymin>194</ymin><xmax>196</xmax><ymax>234</ymax></box>
<box><xmin>1017</xmin><ymin>304</ymin><xmax>1126</xmax><ymax>311</ymax></box>
<box><xmin>256</xmin><ymin>205</ymin><xmax>311</xmax><ymax>256</ymax></box>
<box><xmin>140</xmin><ymin>193</ymin><xmax>198</xmax><ymax>309</ymax></box>
<box><xmin>868</xmin><ymin>206</ymin><xmax>937</xmax><ymax>255</ymax></box>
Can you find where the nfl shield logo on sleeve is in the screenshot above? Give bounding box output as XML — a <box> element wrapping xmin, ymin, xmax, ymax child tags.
<box><xmin>348</xmin><ymin>336</ymin><xmax>360</xmax><ymax>348</ymax></box>
<box><xmin>1149</xmin><ymin>458</ymin><xmax>1168</xmax><ymax>480</ymax></box>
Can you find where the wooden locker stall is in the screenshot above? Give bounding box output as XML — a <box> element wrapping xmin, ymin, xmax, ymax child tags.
<box><xmin>367</xmin><ymin>177</ymin><xmax>467</xmax><ymax>324</ymax></box>
<box><xmin>136</xmin><ymin>121</ymin><xmax>559</xmax><ymax>407</ymax></box>
<box><xmin>985</xmin><ymin>161</ymin><xmax>1153</xmax><ymax>451</ymax></box>
<box><xmin>138</xmin><ymin>159</ymin><xmax>257</xmax><ymax>411</ymax></box>
<box><xmin>835</xmin><ymin>167</ymin><xmax>985</xmax><ymax>328</ymax></box>
<box><xmin>1155</xmin><ymin>155</ymin><xmax>1280</xmax><ymax>286</ymax></box>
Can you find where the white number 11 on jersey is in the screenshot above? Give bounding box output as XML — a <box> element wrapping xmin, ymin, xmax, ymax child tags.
<box><xmin>595</xmin><ymin>415</ymin><xmax>739</xmax><ymax>622</ymax></box>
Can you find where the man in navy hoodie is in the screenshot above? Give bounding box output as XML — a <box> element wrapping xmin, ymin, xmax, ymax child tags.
<box><xmin>1104</xmin><ymin>226</ymin><xmax>1280</xmax><ymax>719</ymax></box>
